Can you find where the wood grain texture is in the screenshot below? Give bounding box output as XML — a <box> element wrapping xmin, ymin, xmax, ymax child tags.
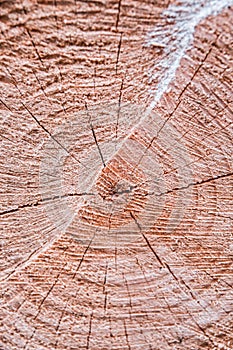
<box><xmin>0</xmin><ymin>1</ymin><xmax>233</xmax><ymax>349</ymax></box>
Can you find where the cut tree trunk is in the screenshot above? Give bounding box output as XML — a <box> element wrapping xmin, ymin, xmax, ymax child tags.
<box><xmin>0</xmin><ymin>1</ymin><xmax>233</xmax><ymax>349</ymax></box>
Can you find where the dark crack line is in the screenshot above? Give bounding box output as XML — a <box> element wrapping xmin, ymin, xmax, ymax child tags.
<box><xmin>86</xmin><ymin>312</ymin><xmax>93</xmax><ymax>350</ymax></box>
<box><xmin>202</xmin><ymin>80</ymin><xmax>233</xmax><ymax>118</ymax></box>
<box><xmin>0</xmin><ymin>133</ymin><xmax>14</xmax><ymax>143</ymax></box>
<box><xmin>72</xmin><ymin>233</ymin><xmax>95</xmax><ymax>280</ymax></box>
<box><xmin>3</xmin><ymin>58</ymin><xmax>80</xmax><ymax>168</ymax></box>
<box><xmin>34</xmin><ymin>262</ymin><xmax>68</xmax><ymax>321</ymax></box>
<box><xmin>93</xmin><ymin>63</ymin><xmax>97</xmax><ymax>95</ymax></box>
<box><xmin>108</xmin><ymin>316</ymin><xmax>114</xmax><ymax>344</ymax></box>
<box><xmin>32</xmin><ymin>69</ymin><xmax>49</xmax><ymax>99</ymax></box>
<box><xmin>132</xmin><ymin>213</ymin><xmax>230</xmax><ymax>318</ymax></box>
<box><xmin>177</xmin><ymin>236</ymin><xmax>233</xmax><ymax>294</ymax></box>
<box><xmin>21</xmin><ymin>101</ymin><xmax>87</xmax><ymax>169</ymax></box>
<box><xmin>91</xmin><ymin>124</ymin><xmax>106</xmax><ymax>167</ymax></box>
<box><xmin>116</xmin><ymin>0</ymin><xmax>122</xmax><ymax>30</ymax></box>
<box><xmin>135</xmin><ymin>256</ymin><xmax>187</xmax><ymax>341</ymax></box>
<box><xmin>103</xmin><ymin>262</ymin><xmax>108</xmax><ymax>313</ymax></box>
<box><xmin>180</xmin><ymin>93</ymin><xmax>232</xmax><ymax>144</ymax></box>
<box><xmin>54</xmin><ymin>298</ymin><xmax>70</xmax><ymax>349</ymax></box>
<box><xmin>106</xmin><ymin>197</ymin><xmax>118</xmax><ymax>271</ymax></box>
<box><xmin>25</xmin><ymin>28</ymin><xmax>44</xmax><ymax>66</ymax></box>
<box><xmin>116</xmin><ymin>32</ymin><xmax>123</xmax><ymax>74</ymax></box>
<box><xmin>56</xmin><ymin>65</ymin><xmax>69</xmax><ymax>115</ymax></box>
<box><xmin>163</xmin><ymin>245</ymin><xmax>217</xmax><ymax>320</ymax></box>
<box><xmin>0</xmin><ymin>192</ymin><xmax>94</xmax><ymax>216</ymax></box>
<box><xmin>103</xmin><ymin>261</ymin><xmax>108</xmax><ymax>294</ymax></box>
<box><xmin>115</xmin><ymin>77</ymin><xmax>124</xmax><ymax>141</ymax></box>
<box><xmin>131</xmin><ymin>44</ymin><xmax>215</xmax><ymax>175</ymax></box>
<box><xmin>104</xmin><ymin>291</ymin><xmax>108</xmax><ymax>314</ymax></box>
<box><xmin>145</xmin><ymin>171</ymin><xmax>233</xmax><ymax>198</ymax></box>
<box><xmin>85</xmin><ymin>102</ymin><xmax>106</xmax><ymax>167</ymax></box>
<box><xmin>164</xmin><ymin>123</ymin><xmax>233</xmax><ymax>178</ymax></box>
<box><xmin>23</xmin><ymin>329</ymin><xmax>36</xmax><ymax>350</ymax></box>
<box><xmin>114</xmin><ymin>245</ymin><xmax>118</xmax><ymax>271</ymax></box>
<box><xmin>205</xmin><ymin>270</ymin><xmax>233</xmax><ymax>292</ymax></box>
<box><xmin>0</xmin><ymin>230</ymin><xmax>59</xmax><ymax>282</ymax></box>
<box><xmin>21</xmin><ymin>102</ymin><xmax>68</xmax><ymax>153</ymax></box>
<box><xmin>185</xmin><ymin>307</ymin><xmax>215</xmax><ymax>346</ymax></box>
<box><xmin>123</xmin><ymin>273</ymin><xmax>133</xmax><ymax>321</ymax></box>
<box><xmin>123</xmin><ymin>319</ymin><xmax>131</xmax><ymax>350</ymax></box>
<box><xmin>130</xmin><ymin>212</ymin><xmax>164</xmax><ymax>267</ymax></box>
<box><xmin>22</xmin><ymin>5</ymin><xmax>27</xmax><ymax>15</ymax></box>
<box><xmin>165</xmin><ymin>262</ymin><xmax>210</xmax><ymax>314</ymax></box>
<box><xmin>164</xmin><ymin>171</ymin><xmax>233</xmax><ymax>194</ymax></box>
<box><xmin>155</xmin><ymin>44</ymin><xmax>214</xmax><ymax>139</ymax></box>
<box><xmin>0</xmin><ymin>97</ymin><xmax>12</xmax><ymax>112</ymax></box>
<box><xmin>198</xmin><ymin>120</ymin><xmax>233</xmax><ymax>144</ymax></box>
<box><xmin>6</xmin><ymin>21</ymin><xmax>67</xmax><ymax>115</ymax></box>
<box><xmin>57</xmin><ymin>64</ymin><xmax>64</xmax><ymax>82</ymax></box>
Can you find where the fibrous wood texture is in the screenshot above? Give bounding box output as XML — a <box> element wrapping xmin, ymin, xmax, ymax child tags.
<box><xmin>0</xmin><ymin>1</ymin><xmax>233</xmax><ymax>349</ymax></box>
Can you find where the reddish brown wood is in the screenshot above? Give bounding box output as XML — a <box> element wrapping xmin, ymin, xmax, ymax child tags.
<box><xmin>0</xmin><ymin>1</ymin><xmax>233</xmax><ymax>349</ymax></box>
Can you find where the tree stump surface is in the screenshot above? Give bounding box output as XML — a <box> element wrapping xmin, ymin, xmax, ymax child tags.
<box><xmin>0</xmin><ymin>1</ymin><xmax>233</xmax><ymax>349</ymax></box>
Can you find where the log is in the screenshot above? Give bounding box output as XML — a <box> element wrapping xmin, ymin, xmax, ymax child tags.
<box><xmin>0</xmin><ymin>0</ymin><xmax>233</xmax><ymax>349</ymax></box>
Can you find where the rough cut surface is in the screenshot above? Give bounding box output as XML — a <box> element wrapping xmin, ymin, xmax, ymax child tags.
<box><xmin>0</xmin><ymin>1</ymin><xmax>233</xmax><ymax>349</ymax></box>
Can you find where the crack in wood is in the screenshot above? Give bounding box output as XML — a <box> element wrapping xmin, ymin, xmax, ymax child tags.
<box><xmin>25</xmin><ymin>28</ymin><xmax>44</xmax><ymax>67</ymax></box>
<box><xmin>123</xmin><ymin>319</ymin><xmax>131</xmax><ymax>350</ymax></box>
<box><xmin>0</xmin><ymin>192</ymin><xmax>94</xmax><ymax>216</ymax></box>
<box><xmin>155</xmin><ymin>171</ymin><xmax>233</xmax><ymax>197</ymax></box>
<box><xmin>72</xmin><ymin>233</ymin><xmax>95</xmax><ymax>280</ymax></box>
<box><xmin>115</xmin><ymin>77</ymin><xmax>124</xmax><ymax>142</ymax></box>
<box><xmin>0</xmin><ymin>97</ymin><xmax>12</xmax><ymax>111</ymax></box>
<box><xmin>1</xmin><ymin>2</ymin><xmax>233</xmax><ymax>349</ymax></box>
<box><xmin>86</xmin><ymin>101</ymin><xmax>106</xmax><ymax>167</ymax></box>
<box><xmin>130</xmin><ymin>211</ymin><xmax>164</xmax><ymax>267</ymax></box>
<box><xmin>86</xmin><ymin>311</ymin><xmax>93</xmax><ymax>350</ymax></box>
<box><xmin>116</xmin><ymin>0</ymin><xmax>122</xmax><ymax>30</ymax></box>
<box><xmin>116</xmin><ymin>32</ymin><xmax>123</xmax><ymax>74</ymax></box>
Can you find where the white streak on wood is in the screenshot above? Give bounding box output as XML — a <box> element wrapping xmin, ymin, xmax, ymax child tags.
<box><xmin>146</xmin><ymin>0</ymin><xmax>233</xmax><ymax>111</ymax></box>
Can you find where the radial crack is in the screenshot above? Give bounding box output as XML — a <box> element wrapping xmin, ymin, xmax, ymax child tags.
<box><xmin>86</xmin><ymin>102</ymin><xmax>106</xmax><ymax>167</ymax></box>
<box><xmin>116</xmin><ymin>32</ymin><xmax>123</xmax><ymax>74</ymax></box>
<box><xmin>123</xmin><ymin>319</ymin><xmax>131</xmax><ymax>350</ymax></box>
<box><xmin>157</xmin><ymin>171</ymin><xmax>233</xmax><ymax>197</ymax></box>
<box><xmin>130</xmin><ymin>212</ymin><xmax>164</xmax><ymax>267</ymax></box>
<box><xmin>72</xmin><ymin>234</ymin><xmax>95</xmax><ymax>280</ymax></box>
<box><xmin>115</xmin><ymin>77</ymin><xmax>124</xmax><ymax>141</ymax></box>
<box><xmin>116</xmin><ymin>0</ymin><xmax>122</xmax><ymax>30</ymax></box>
<box><xmin>86</xmin><ymin>312</ymin><xmax>93</xmax><ymax>350</ymax></box>
<box><xmin>25</xmin><ymin>28</ymin><xmax>44</xmax><ymax>66</ymax></box>
<box><xmin>0</xmin><ymin>192</ymin><xmax>94</xmax><ymax>216</ymax></box>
